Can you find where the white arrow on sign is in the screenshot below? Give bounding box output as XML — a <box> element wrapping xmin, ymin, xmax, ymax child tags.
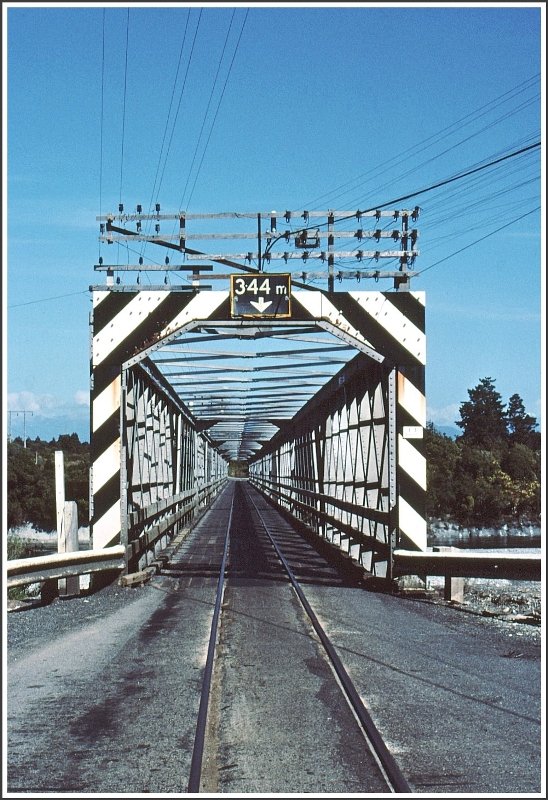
<box><xmin>249</xmin><ymin>297</ymin><xmax>273</xmax><ymax>313</ymax></box>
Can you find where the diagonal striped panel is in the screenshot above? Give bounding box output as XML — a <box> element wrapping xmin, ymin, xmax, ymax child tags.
<box><xmin>93</xmin><ymin>500</ymin><xmax>122</xmax><ymax>550</ymax></box>
<box><xmin>397</xmin><ymin>372</ymin><xmax>426</xmax><ymax>426</ymax></box>
<box><xmin>92</xmin><ymin>438</ymin><xmax>121</xmax><ymax>493</ymax></box>
<box><xmin>398</xmin><ymin>435</ymin><xmax>426</xmax><ymax>490</ymax></box>
<box><xmin>93</xmin><ymin>376</ymin><xmax>121</xmax><ymax>432</ymax></box>
<box><xmin>398</xmin><ymin>496</ymin><xmax>427</xmax><ymax>551</ymax></box>
<box><xmin>157</xmin><ymin>291</ymin><xmax>229</xmax><ymax>341</ymax></box>
<box><xmin>93</xmin><ymin>291</ymin><xmax>168</xmax><ymax>366</ymax></box>
<box><xmin>349</xmin><ymin>291</ymin><xmax>425</xmax><ymax>365</ymax></box>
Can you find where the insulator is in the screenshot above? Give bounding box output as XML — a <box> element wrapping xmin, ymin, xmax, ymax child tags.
<box><xmin>284</xmin><ymin>210</ymin><xmax>291</xmax><ymax>223</ymax></box>
<box><xmin>139</xmin><ymin>256</ymin><xmax>143</xmax><ymax>265</ymax></box>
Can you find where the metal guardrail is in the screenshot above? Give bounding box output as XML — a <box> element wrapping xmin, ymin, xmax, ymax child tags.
<box><xmin>393</xmin><ymin>549</ymin><xmax>541</xmax><ymax>582</ymax></box>
<box><xmin>7</xmin><ymin>546</ymin><xmax>126</xmax><ymax>589</ymax></box>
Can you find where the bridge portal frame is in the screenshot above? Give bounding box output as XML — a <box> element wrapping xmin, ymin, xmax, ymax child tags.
<box><xmin>90</xmin><ymin>286</ymin><xmax>425</xmax><ymax>576</ymax></box>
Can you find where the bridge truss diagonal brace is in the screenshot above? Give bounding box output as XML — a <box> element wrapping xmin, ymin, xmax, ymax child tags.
<box><xmin>89</xmin><ymin>289</ymin><xmax>229</xmax><ymax>569</ymax></box>
<box><xmin>250</xmin><ymin>289</ymin><xmax>427</xmax><ymax>576</ymax></box>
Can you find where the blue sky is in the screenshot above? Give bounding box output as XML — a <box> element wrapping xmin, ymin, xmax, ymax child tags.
<box><xmin>3</xmin><ymin>2</ymin><xmax>544</xmax><ymax>443</ymax></box>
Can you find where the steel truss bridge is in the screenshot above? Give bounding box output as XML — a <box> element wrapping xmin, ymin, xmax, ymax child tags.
<box><xmin>90</xmin><ymin>208</ymin><xmax>426</xmax><ymax>578</ymax></box>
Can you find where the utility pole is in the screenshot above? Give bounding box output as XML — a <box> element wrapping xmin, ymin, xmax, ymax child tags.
<box><xmin>8</xmin><ymin>410</ymin><xmax>34</xmax><ymax>447</ymax></box>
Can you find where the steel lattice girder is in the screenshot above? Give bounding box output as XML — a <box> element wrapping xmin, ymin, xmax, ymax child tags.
<box><xmin>90</xmin><ymin>287</ymin><xmax>425</xmax><ymax>569</ymax></box>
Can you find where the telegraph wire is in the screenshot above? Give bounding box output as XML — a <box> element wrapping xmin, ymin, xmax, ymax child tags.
<box><xmin>262</xmin><ymin>141</ymin><xmax>540</xmax><ymax>259</ymax></box>
<box><xmin>145</xmin><ymin>7</ymin><xmax>192</xmax><ymax>227</ymax></box>
<box><xmin>301</xmin><ymin>73</ymin><xmax>540</xmax><ymax>211</ymax></box>
<box><xmin>178</xmin><ymin>9</ymin><xmax>238</xmax><ymax>211</ymax></box>
<box><xmin>9</xmin><ymin>291</ymin><xmax>90</xmax><ymax>309</ymax></box>
<box><xmin>119</xmin><ymin>8</ymin><xmax>130</xmax><ymax>208</ymax></box>
<box><xmin>98</xmin><ymin>8</ymin><xmax>106</xmax><ymax>262</ymax></box>
<box><xmin>154</xmin><ymin>8</ymin><xmax>203</xmax><ymax>206</ymax></box>
<box><xmin>184</xmin><ymin>8</ymin><xmax>249</xmax><ymax>210</ymax></box>
<box><xmin>340</xmin><ymin>128</ymin><xmax>539</xmax><ymax>215</ymax></box>
<box><xmin>416</xmin><ymin>206</ymin><xmax>540</xmax><ymax>278</ymax></box>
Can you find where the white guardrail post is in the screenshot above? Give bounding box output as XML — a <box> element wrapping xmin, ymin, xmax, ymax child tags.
<box><xmin>55</xmin><ymin>450</ymin><xmax>80</xmax><ymax>596</ymax></box>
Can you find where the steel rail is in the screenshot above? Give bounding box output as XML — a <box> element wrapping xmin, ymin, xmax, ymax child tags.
<box><xmin>187</xmin><ymin>491</ymin><xmax>234</xmax><ymax>793</ymax></box>
<box><xmin>243</xmin><ymin>484</ymin><xmax>412</xmax><ymax>795</ymax></box>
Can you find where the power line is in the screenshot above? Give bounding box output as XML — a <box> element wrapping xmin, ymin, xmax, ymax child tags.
<box><xmin>184</xmin><ymin>8</ymin><xmax>249</xmax><ymax>210</ymax></box>
<box><xmin>119</xmin><ymin>8</ymin><xmax>130</xmax><ymax>208</ymax></box>
<box><xmin>99</xmin><ymin>8</ymin><xmax>106</xmax><ymax>261</ymax></box>
<box><xmin>416</xmin><ymin>206</ymin><xmax>540</xmax><ymax>277</ymax></box>
<box><xmin>9</xmin><ymin>291</ymin><xmax>89</xmax><ymax>309</ymax></box>
<box><xmin>178</xmin><ymin>9</ymin><xmax>238</xmax><ymax>210</ymax></box>
<box><xmin>301</xmin><ymin>73</ymin><xmax>540</xmax><ymax>211</ymax></box>
<box><xmin>263</xmin><ymin>141</ymin><xmax>540</xmax><ymax>258</ymax></box>
<box><xmin>145</xmin><ymin>8</ymin><xmax>192</xmax><ymax>230</ymax></box>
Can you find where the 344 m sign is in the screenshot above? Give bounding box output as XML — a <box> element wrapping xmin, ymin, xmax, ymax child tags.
<box><xmin>230</xmin><ymin>273</ymin><xmax>291</xmax><ymax>318</ymax></box>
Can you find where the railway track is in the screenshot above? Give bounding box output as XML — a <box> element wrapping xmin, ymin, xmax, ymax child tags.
<box><xmin>186</xmin><ymin>480</ymin><xmax>410</xmax><ymax>794</ymax></box>
<box><xmin>7</xmin><ymin>479</ymin><xmax>541</xmax><ymax>794</ymax></box>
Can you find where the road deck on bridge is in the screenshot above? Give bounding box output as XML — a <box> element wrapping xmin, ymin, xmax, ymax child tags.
<box><xmin>7</xmin><ymin>480</ymin><xmax>541</xmax><ymax>794</ymax></box>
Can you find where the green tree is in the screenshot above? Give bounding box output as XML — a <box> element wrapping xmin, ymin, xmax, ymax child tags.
<box><xmin>456</xmin><ymin>377</ymin><xmax>507</xmax><ymax>451</ymax></box>
<box><xmin>424</xmin><ymin>423</ymin><xmax>459</xmax><ymax>518</ymax></box>
<box><xmin>452</xmin><ymin>445</ymin><xmax>513</xmax><ymax>527</ymax></box>
<box><xmin>7</xmin><ymin>438</ymin><xmax>90</xmax><ymax>532</ymax></box>
<box><xmin>505</xmin><ymin>393</ymin><xmax>540</xmax><ymax>449</ymax></box>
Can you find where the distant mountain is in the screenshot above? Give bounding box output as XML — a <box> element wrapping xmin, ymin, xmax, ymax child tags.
<box><xmin>432</xmin><ymin>425</ymin><xmax>459</xmax><ymax>439</ymax></box>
